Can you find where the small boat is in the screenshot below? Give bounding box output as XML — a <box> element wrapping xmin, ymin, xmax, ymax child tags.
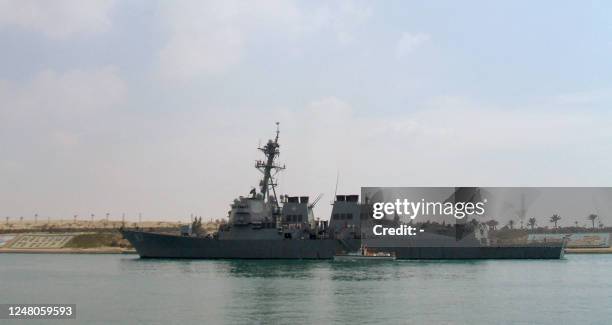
<box><xmin>333</xmin><ymin>246</ymin><xmax>396</xmax><ymax>261</ymax></box>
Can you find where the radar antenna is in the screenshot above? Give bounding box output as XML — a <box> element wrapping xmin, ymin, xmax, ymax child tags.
<box><xmin>333</xmin><ymin>170</ymin><xmax>339</xmax><ymax>203</ymax></box>
<box><xmin>255</xmin><ymin>122</ymin><xmax>285</xmax><ymax>206</ymax></box>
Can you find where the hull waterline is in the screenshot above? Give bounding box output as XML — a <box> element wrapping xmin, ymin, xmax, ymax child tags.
<box><xmin>122</xmin><ymin>230</ymin><xmax>565</xmax><ymax>260</ymax></box>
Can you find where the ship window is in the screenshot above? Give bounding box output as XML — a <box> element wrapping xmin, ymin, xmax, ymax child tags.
<box><xmin>333</xmin><ymin>214</ymin><xmax>339</xmax><ymax>220</ymax></box>
<box><xmin>298</xmin><ymin>215</ymin><xmax>303</xmax><ymax>222</ymax></box>
<box><xmin>285</xmin><ymin>216</ymin><xmax>291</xmax><ymax>222</ymax></box>
<box><xmin>347</xmin><ymin>214</ymin><xmax>353</xmax><ymax>220</ymax></box>
<box><xmin>340</xmin><ymin>214</ymin><xmax>345</xmax><ymax>220</ymax></box>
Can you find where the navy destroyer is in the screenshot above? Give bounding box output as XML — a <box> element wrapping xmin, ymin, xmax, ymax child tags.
<box><xmin>122</xmin><ymin>124</ymin><xmax>565</xmax><ymax>259</ymax></box>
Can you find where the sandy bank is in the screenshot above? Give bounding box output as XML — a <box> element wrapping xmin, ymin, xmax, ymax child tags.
<box><xmin>565</xmin><ymin>247</ymin><xmax>612</xmax><ymax>254</ymax></box>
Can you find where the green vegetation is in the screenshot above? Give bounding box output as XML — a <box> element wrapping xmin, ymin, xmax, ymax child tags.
<box><xmin>64</xmin><ymin>232</ymin><xmax>130</xmax><ymax>248</ymax></box>
<box><xmin>485</xmin><ymin>219</ymin><xmax>499</xmax><ymax>230</ymax></box>
<box><xmin>549</xmin><ymin>214</ymin><xmax>561</xmax><ymax>228</ymax></box>
<box><xmin>528</xmin><ymin>217</ymin><xmax>537</xmax><ymax>230</ymax></box>
<box><xmin>588</xmin><ymin>214</ymin><xmax>598</xmax><ymax>229</ymax></box>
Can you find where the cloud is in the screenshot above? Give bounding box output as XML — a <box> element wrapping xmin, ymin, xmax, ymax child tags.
<box><xmin>1</xmin><ymin>66</ymin><xmax>126</xmax><ymax>114</ymax></box>
<box><xmin>554</xmin><ymin>88</ymin><xmax>612</xmax><ymax>106</ymax></box>
<box><xmin>1</xmin><ymin>88</ymin><xmax>611</xmax><ymax>219</ymax></box>
<box><xmin>0</xmin><ymin>66</ymin><xmax>127</xmax><ymax>147</ymax></box>
<box><xmin>311</xmin><ymin>0</ymin><xmax>372</xmax><ymax>44</ymax></box>
<box><xmin>157</xmin><ymin>0</ymin><xmax>372</xmax><ymax>80</ymax></box>
<box><xmin>0</xmin><ymin>0</ymin><xmax>115</xmax><ymax>39</ymax></box>
<box><xmin>0</xmin><ymin>66</ymin><xmax>129</xmax><ymax>218</ymax></box>
<box><xmin>157</xmin><ymin>0</ymin><xmax>301</xmax><ymax>79</ymax></box>
<box><xmin>395</xmin><ymin>32</ymin><xmax>430</xmax><ymax>58</ymax></box>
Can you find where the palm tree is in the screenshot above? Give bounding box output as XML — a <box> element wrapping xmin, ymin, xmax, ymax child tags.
<box><xmin>528</xmin><ymin>217</ymin><xmax>537</xmax><ymax>230</ymax></box>
<box><xmin>587</xmin><ymin>214</ymin><xmax>598</xmax><ymax>229</ymax></box>
<box><xmin>486</xmin><ymin>219</ymin><xmax>499</xmax><ymax>231</ymax></box>
<box><xmin>550</xmin><ymin>214</ymin><xmax>561</xmax><ymax>229</ymax></box>
<box><xmin>469</xmin><ymin>219</ymin><xmax>479</xmax><ymax>228</ymax></box>
<box><xmin>508</xmin><ymin>219</ymin><xmax>515</xmax><ymax>230</ymax></box>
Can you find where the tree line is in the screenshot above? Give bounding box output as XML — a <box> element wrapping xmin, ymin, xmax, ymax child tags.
<box><xmin>483</xmin><ymin>213</ymin><xmax>603</xmax><ymax>231</ymax></box>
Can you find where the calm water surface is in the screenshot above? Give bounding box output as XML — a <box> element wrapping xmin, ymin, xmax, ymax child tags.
<box><xmin>1</xmin><ymin>254</ymin><xmax>611</xmax><ymax>324</ymax></box>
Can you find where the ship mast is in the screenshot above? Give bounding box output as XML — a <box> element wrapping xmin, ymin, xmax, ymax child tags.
<box><xmin>255</xmin><ymin>122</ymin><xmax>285</xmax><ymax>206</ymax></box>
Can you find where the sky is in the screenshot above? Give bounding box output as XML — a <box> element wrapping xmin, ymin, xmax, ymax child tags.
<box><xmin>1</xmin><ymin>0</ymin><xmax>612</xmax><ymax>224</ymax></box>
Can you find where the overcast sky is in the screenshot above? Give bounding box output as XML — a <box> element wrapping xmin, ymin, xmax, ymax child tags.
<box><xmin>1</xmin><ymin>0</ymin><xmax>612</xmax><ymax>222</ymax></box>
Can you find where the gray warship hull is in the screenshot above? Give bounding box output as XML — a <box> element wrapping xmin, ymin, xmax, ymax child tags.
<box><xmin>123</xmin><ymin>230</ymin><xmax>565</xmax><ymax>259</ymax></box>
<box><xmin>122</xmin><ymin>230</ymin><xmax>355</xmax><ymax>259</ymax></box>
<box><xmin>374</xmin><ymin>245</ymin><xmax>564</xmax><ymax>259</ymax></box>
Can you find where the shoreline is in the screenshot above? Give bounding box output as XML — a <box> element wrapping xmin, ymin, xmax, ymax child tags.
<box><xmin>564</xmin><ymin>247</ymin><xmax>612</xmax><ymax>254</ymax></box>
<box><xmin>2</xmin><ymin>248</ymin><xmax>612</xmax><ymax>255</ymax></box>
<box><xmin>0</xmin><ymin>247</ymin><xmax>137</xmax><ymax>254</ymax></box>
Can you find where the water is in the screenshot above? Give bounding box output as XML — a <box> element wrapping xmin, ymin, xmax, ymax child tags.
<box><xmin>1</xmin><ymin>254</ymin><xmax>611</xmax><ymax>324</ymax></box>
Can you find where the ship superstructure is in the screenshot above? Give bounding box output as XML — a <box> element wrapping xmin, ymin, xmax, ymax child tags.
<box><xmin>217</xmin><ymin>123</ymin><xmax>328</xmax><ymax>241</ymax></box>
